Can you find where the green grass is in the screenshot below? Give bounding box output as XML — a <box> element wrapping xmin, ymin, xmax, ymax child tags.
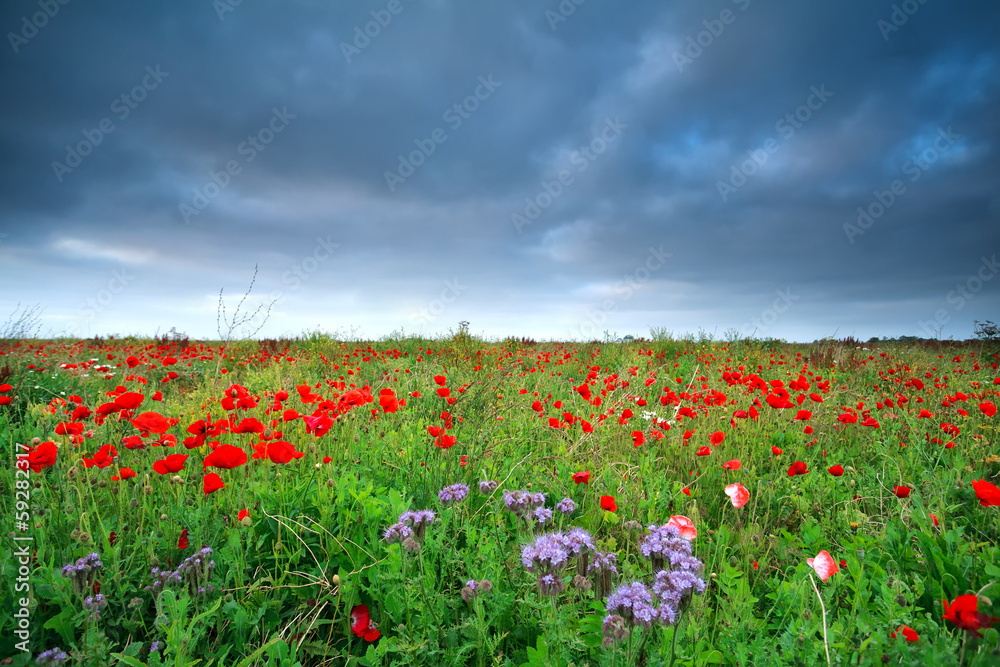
<box><xmin>1</xmin><ymin>336</ymin><xmax>998</xmax><ymax>666</ymax></box>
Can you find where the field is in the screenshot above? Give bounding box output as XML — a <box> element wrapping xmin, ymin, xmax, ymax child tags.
<box><xmin>2</xmin><ymin>334</ymin><xmax>999</xmax><ymax>666</ymax></box>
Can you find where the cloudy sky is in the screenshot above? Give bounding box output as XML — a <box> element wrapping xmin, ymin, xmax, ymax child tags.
<box><xmin>2</xmin><ymin>0</ymin><xmax>998</xmax><ymax>343</ymax></box>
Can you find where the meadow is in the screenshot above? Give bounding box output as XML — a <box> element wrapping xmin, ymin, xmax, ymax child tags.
<box><xmin>1</xmin><ymin>332</ymin><xmax>998</xmax><ymax>666</ymax></box>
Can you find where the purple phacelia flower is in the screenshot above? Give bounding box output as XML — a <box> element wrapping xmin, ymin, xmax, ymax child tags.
<box><xmin>438</xmin><ymin>483</ymin><xmax>470</xmax><ymax>505</ymax></box>
<box><xmin>555</xmin><ymin>497</ymin><xmax>576</xmax><ymax>515</ymax></box>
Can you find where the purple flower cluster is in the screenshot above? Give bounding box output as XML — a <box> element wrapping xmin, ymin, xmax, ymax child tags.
<box><xmin>385</xmin><ymin>509</ymin><xmax>436</xmax><ymax>552</ymax></box>
<box><xmin>530</xmin><ymin>507</ymin><xmax>553</xmax><ymax>526</ymax></box>
<box><xmin>60</xmin><ymin>552</ymin><xmax>102</xmax><ymax>597</ymax></box>
<box><xmin>605</xmin><ymin>582</ymin><xmax>658</xmax><ymax>628</ymax></box>
<box><xmin>503</xmin><ymin>489</ymin><xmax>546</xmax><ymax>520</ymax></box>
<box><xmin>640</xmin><ymin>523</ymin><xmax>701</xmax><ymax>573</ymax></box>
<box><xmin>83</xmin><ymin>593</ymin><xmax>107</xmax><ymax>621</ymax></box>
<box><xmin>602</xmin><ymin>522</ymin><xmax>705</xmax><ymax>646</ymax></box>
<box><xmin>146</xmin><ymin>547</ymin><xmax>216</xmax><ymax>598</ymax></box>
<box><xmin>478</xmin><ymin>480</ymin><xmax>498</xmax><ymax>494</ymax></box>
<box><xmin>520</xmin><ymin>528</ymin><xmax>597</xmax><ymax>597</ymax></box>
<box><xmin>460</xmin><ymin>578</ymin><xmax>494</xmax><ymax>602</ymax></box>
<box><xmin>555</xmin><ymin>497</ymin><xmax>577</xmax><ymax>515</ymax></box>
<box><xmin>35</xmin><ymin>648</ymin><xmax>68</xmax><ymax>665</ymax></box>
<box><xmin>588</xmin><ymin>550</ymin><xmax>619</xmax><ymax>599</ymax></box>
<box><xmin>438</xmin><ymin>483</ymin><xmax>470</xmax><ymax>505</ymax></box>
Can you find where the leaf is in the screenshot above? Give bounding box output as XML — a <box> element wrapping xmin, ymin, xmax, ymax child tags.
<box><xmin>520</xmin><ymin>635</ymin><xmax>548</xmax><ymax>667</ymax></box>
<box><xmin>110</xmin><ymin>654</ymin><xmax>149</xmax><ymax>667</ymax></box>
<box><xmin>42</xmin><ymin>608</ymin><xmax>75</xmax><ymax>647</ymax></box>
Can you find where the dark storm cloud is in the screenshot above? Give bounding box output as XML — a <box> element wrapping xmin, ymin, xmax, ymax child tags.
<box><xmin>1</xmin><ymin>0</ymin><xmax>998</xmax><ymax>341</ymax></box>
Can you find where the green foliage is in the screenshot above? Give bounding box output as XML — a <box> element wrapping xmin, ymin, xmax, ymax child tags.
<box><xmin>1</xmin><ymin>338</ymin><xmax>998</xmax><ymax>665</ymax></box>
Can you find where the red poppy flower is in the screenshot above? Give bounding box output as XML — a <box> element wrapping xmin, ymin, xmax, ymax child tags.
<box><xmin>350</xmin><ymin>604</ymin><xmax>381</xmax><ymax>642</ymax></box>
<box><xmin>807</xmin><ymin>550</ymin><xmax>840</xmax><ymax>581</ymax></box>
<box><xmin>971</xmin><ymin>479</ymin><xmax>1000</xmax><ymax>507</ymax></box>
<box><xmin>695</xmin><ymin>446</ymin><xmax>712</xmax><ymax>457</ymax></box>
<box><xmin>930</xmin><ymin>513</ymin><xmax>939</xmax><ymax>526</ymax></box>
<box><xmin>112</xmin><ymin>467</ymin><xmax>137</xmax><ymax>481</ymax></box>
<box><xmin>771</xmin><ymin>445</ymin><xmax>783</xmax><ymax>456</ymax></box>
<box><xmin>722</xmin><ymin>459</ymin><xmax>741</xmax><ymax>470</ymax></box>
<box><xmin>153</xmin><ymin>453</ymin><xmax>189</xmax><ymax>475</ymax></box>
<box><xmin>436</xmin><ymin>387</ymin><xmax>450</xmax><ymax>398</ymax></box>
<box><xmin>724</xmin><ymin>483</ymin><xmax>749</xmax><ymax>508</ymax></box>
<box><xmin>108</xmin><ymin>531</ymin><xmax>117</xmax><ymax>546</ymax></box>
<box><xmin>709</xmin><ymin>431</ymin><xmax>725</xmax><ymax>446</ymax></box>
<box><xmin>434</xmin><ymin>434</ymin><xmax>456</xmax><ymax>449</ymax></box>
<box><xmin>303</xmin><ymin>414</ymin><xmax>335</xmax><ymax>437</ymax></box>
<box><xmin>892</xmin><ymin>625</ymin><xmax>919</xmax><ymax>642</ymax></box>
<box><xmin>600</xmin><ymin>495</ymin><xmax>617</xmax><ymax>512</ymax></box>
<box><xmin>572</xmin><ymin>470</ymin><xmax>591</xmax><ymax>485</ymax></box>
<box><xmin>238</xmin><ymin>509</ymin><xmax>250</xmax><ymax>521</ymax></box>
<box><xmin>943</xmin><ymin>594</ymin><xmax>998</xmax><ymax>637</ymax></box>
<box><xmin>231</xmin><ymin>417</ymin><xmax>265</xmax><ymax>434</ymax></box>
<box><xmin>666</xmin><ymin>515</ymin><xmax>696</xmax><ymax>540</ymax></box>
<box><xmin>433</xmin><ymin>375</ymin><xmax>446</xmax><ymax>386</ymax></box>
<box><xmin>131</xmin><ymin>411</ymin><xmax>173</xmax><ymax>436</ymax></box>
<box><xmin>322</xmin><ymin>456</ymin><xmax>332</xmax><ymax>464</ymax></box>
<box><xmin>893</xmin><ymin>486</ymin><xmax>911</xmax><ymax>498</ymax></box>
<box><xmin>827</xmin><ymin>465</ymin><xmax>844</xmax><ymax>477</ymax></box>
<box><xmin>682</xmin><ymin>487</ymin><xmax>691</xmax><ymax>496</ymax></box>
<box><xmin>787</xmin><ymin>461</ymin><xmax>809</xmax><ymax>477</ymax></box>
<box><xmin>979</xmin><ymin>401</ymin><xmax>997</xmax><ymax>417</ymax></box>
<box><xmin>203</xmin><ymin>444</ymin><xmax>248</xmax><ymax>470</ymax></box>
<box><xmin>252</xmin><ymin>440</ymin><xmax>304</xmax><ymax>464</ymax></box>
<box><xmin>793</xmin><ymin>410</ymin><xmax>812</xmax><ymax>420</ymax></box>
<box><xmin>178</xmin><ymin>528</ymin><xmax>189</xmax><ymax>550</ymax></box>
<box><xmin>27</xmin><ymin>441</ymin><xmax>58</xmax><ymax>473</ymax></box>
<box><xmin>632</xmin><ymin>431</ymin><xmax>645</xmax><ymax>447</ymax></box>
<box><xmin>378</xmin><ymin>390</ymin><xmax>399</xmax><ymax>414</ymax></box>
<box><xmin>114</xmin><ymin>392</ymin><xmax>145</xmax><ymax>410</ymax></box>
<box><xmin>83</xmin><ymin>443</ymin><xmax>118</xmax><ymax>469</ymax></box>
<box><xmin>203</xmin><ymin>472</ymin><xmax>225</xmax><ymax>494</ymax></box>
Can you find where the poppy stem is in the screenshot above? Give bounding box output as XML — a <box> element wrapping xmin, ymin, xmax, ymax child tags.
<box><xmin>808</xmin><ymin>574</ymin><xmax>831</xmax><ymax>666</ymax></box>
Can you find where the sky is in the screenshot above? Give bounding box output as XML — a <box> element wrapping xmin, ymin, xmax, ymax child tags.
<box><xmin>1</xmin><ymin>0</ymin><xmax>999</xmax><ymax>343</ymax></box>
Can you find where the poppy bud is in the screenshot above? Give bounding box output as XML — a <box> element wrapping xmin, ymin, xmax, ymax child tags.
<box><xmin>64</xmin><ymin>504</ymin><xmax>75</xmax><ymax>514</ymax></box>
<box><xmin>70</xmin><ymin>529</ymin><xmax>81</xmax><ymax>540</ymax></box>
<box><xmin>332</xmin><ymin>574</ymin><xmax>341</xmax><ymax>586</ymax></box>
<box><xmin>856</xmin><ymin>549</ymin><xmax>865</xmax><ymax>560</ymax></box>
<box><xmin>308</xmin><ymin>442</ymin><xmax>316</xmax><ymax>453</ymax></box>
<box><xmin>171</xmin><ymin>475</ymin><xmax>183</xmax><ymax>484</ymax></box>
<box><xmin>97</xmin><ymin>480</ymin><xmax>108</xmax><ymax>488</ymax></box>
<box><xmin>802</xmin><ymin>609</ymin><xmax>812</xmax><ymax>621</ymax></box>
<box><xmin>160</xmin><ymin>514</ymin><xmax>167</xmax><ymax>521</ymax></box>
<box><xmin>240</xmin><ymin>516</ymin><xmax>252</xmax><ymax>528</ymax></box>
<box><xmin>327</xmin><ymin>479</ymin><xmax>334</xmax><ymax>488</ymax></box>
<box><xmin>67</xmin><ymin>466</ymin><xmax>80</xmax><ymax>480</ymax></box>
<box><xmin>78</xmin><ymin>531</ymin><xmax>91</xmax><ymax>544</ymax></box>
<box><xmin>729</xmin><ymin>556</ymin><xmax>739</xmax><ymax>568</ymax></box>
<box><xmin>150</xmin><ymin>556</ymin><xmax>159</xmax><ymax>567</ymax></box>
<box><xmin>895</xmin><ymin>594</ymin><xmax>907</xmax><ymax>606</ymax></box>
<box><xmin>275</xmin><ymin>472</ymin><xmax>282</xmax><ymax>479</ymax></box>
<box><xmin>129</xmin><ymin>499</ymin><xmax>139</xmax><ymax>509</ymax></box>
<box><xmin>956</xmin><ymin>478</ymin><xmax>965</xmax><ymax>488</ymax></box>
<box><xmin>143</xmin><ymin>485</ymin><xmax>153</xmax><ymax>496</ymax></box>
